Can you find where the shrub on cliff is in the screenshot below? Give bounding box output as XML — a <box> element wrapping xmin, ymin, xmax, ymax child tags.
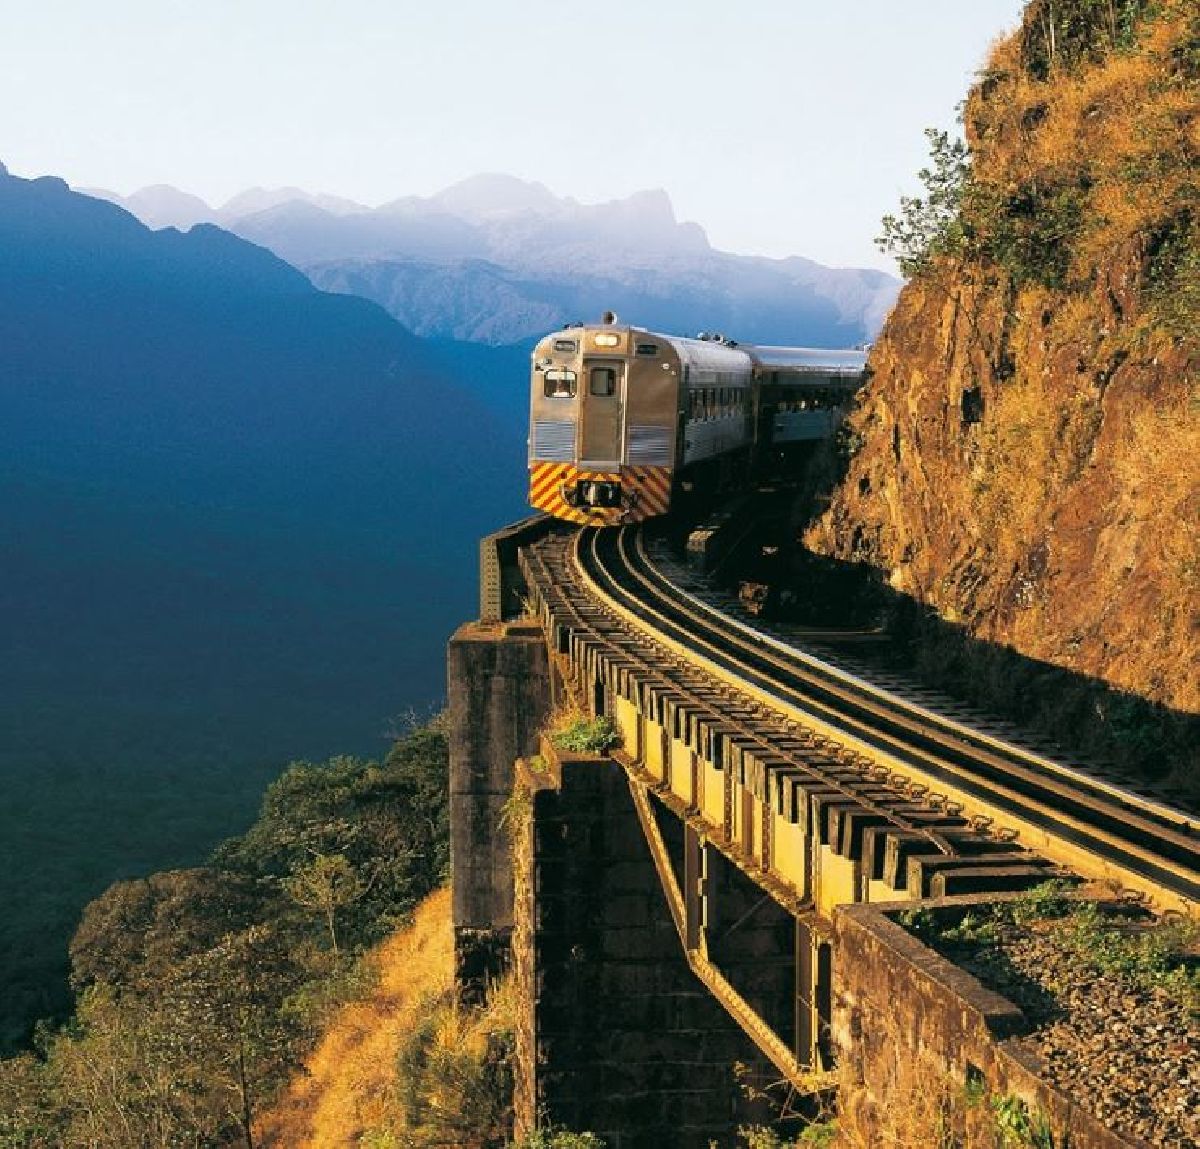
<box><xmin>214</xmin><ymin>715</ymin><xmax>449</xmax><ymax>948</ymax></box>
<box><xmin>881</xmin><ymin>0</ymin><xmax>1194</xmax><ymax>301</ymax></box>
<box><xmin>550</xmin><ymin>714</ymin><xmax>621</xmax><ymax>755</ymax></box>
<box><xmin>877</xmin><ymin>128</ymin><xmax>971</xmax><ymax>277</ymax></box>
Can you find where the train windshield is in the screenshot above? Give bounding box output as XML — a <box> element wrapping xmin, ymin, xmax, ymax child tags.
<box><xmin>589</xmin><ymin>366</ymin><xmax>618</xmax><ymax>396</ymax></box>
<box><xmin>543</xmin><ymin>368</ymin><xmax>577</xmax><ymax>398</ymax></box>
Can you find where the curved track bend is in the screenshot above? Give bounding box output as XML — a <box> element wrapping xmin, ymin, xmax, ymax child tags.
<box><xmin>543</xmin><ymin>524</ymin><xmax>1200</xmax><ymax>914</ymax></box>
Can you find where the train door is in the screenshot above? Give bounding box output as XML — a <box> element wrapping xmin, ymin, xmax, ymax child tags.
<box><xmin>580</xmin><ymin>359</ymin><xmax>625</xmax><ymax>467</ymax></box>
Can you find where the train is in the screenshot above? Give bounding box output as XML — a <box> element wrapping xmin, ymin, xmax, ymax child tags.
<box><xmin>527</xmin><ymin>313</ymin><xmax>868</xmax><ymax>525</ymax></box>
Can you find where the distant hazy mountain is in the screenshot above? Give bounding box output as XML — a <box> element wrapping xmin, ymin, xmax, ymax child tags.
<box><xmin>81</xmin><ymin>174</ymin><xmax>900</xmax><ymax>346</ymax></box>
<box><xmin>82</xmin><ymin>183</ymin><xmax>370</xmax><ymax>232</ymax></box>
<box><xmin>309</xmin><ymin>253</ymin><xmax>891</xmax><ymax>347</ymax></box>
<box><xmin>0</xmin><ymin>163</ymin><xmax>527</xmax><ymax>1049</ymax></box>
<box><xmin>79</xmin><ymin>183</ymin><xmax>218</xmax><ymax>231</ymax></box>
<box><xmin>217</xmin><ymin>185</ymin><xmax>368</xmax><ymax>221</ymax></box>
<box><xmin>416</xmin><ymin>172</ymin><xmax>565</xmax><ymax>222</ymax></box>
<box><xmin>224</xmin><ymin>198</ymin><xmax>484</xmax><ymax>264</ymax></box>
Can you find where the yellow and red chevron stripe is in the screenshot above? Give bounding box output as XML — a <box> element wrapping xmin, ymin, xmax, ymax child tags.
<box><xmin>529</xmin><ymin>463</ymin><xmax>673</xmax><ymax>525</ymax></box>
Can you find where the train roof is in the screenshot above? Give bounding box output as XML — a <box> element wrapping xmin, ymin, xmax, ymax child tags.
<box><xmin>746</xmin><ymin>345</ymin><xmax>868</xmax><ymax>375</ymax></box>
<box><xmin>659</xmin><ymin>333</ymin><xmax>755</xmax><ymax>374</ymax></box>
<box><xmin>534</xmin><ymin>322</ymin><xmax>868</xmax><ymax>379</ymax></box>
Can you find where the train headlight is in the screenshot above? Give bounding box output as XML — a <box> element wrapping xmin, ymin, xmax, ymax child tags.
<box><xmin>593</xmin><ymin>333</ymin><xmax>620</xmax><ymax>347</ymax></box>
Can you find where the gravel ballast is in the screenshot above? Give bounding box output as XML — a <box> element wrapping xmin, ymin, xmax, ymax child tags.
<box><xmin>928</xmin><ymin>905</ymin><xmax>1199</xmax><ymax>1148</ymax></box>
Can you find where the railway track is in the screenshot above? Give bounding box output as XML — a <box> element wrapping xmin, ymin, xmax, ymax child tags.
<box><xmin>521</xmin><ymin>522</ymin><xmax>1200</xmax><ymax>916</ymax></box>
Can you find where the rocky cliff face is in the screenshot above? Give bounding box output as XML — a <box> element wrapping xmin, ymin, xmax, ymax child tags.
<box><xmin>807</xmin><ymin>0</ymin><xmax>1197</xmax><ymax>717</ymax></box>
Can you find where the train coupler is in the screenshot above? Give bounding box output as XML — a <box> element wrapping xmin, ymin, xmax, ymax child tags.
<box><xmin>559</xmin><ymin>478</ymin><xmax>623</xmax><ymax>509</ymax></box>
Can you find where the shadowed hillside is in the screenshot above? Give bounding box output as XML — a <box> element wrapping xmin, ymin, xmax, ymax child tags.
<box><xmin>0</xmin><ymin>164</ymin><xmax>527</xmax><ymax>1050</ymax></box>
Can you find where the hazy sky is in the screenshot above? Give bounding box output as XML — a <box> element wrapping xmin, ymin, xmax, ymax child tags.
<box><xmin>0</xmin><ymin>0</ymin><xmax>1026</xmax><ymax>271</ymax></box>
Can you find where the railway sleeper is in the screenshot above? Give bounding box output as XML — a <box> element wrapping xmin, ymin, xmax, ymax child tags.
<box><xmin>780</xmin><ymin>780</ymin><xmax>846</xmax><ymax>837</ymax></box>
<box><xmin>907</xmin><ymin>852</ymin><xmax>1056</xmax><ymax>898</ymax></box>
<box><xmin>819</xmin><ymin>801</ymin><xmax>880</xmax><ymax>857</ymax></box>
<box><xmin>830</xmin><ymin>808</ymin><xmax>895</xmax><ymax>861</ymax></box>
<box><xmin>932</xmin><ymin>864</ymin><xmax>1069</xmax><ymax>898</ymax></box>
<box><xmin>640</xmin><ymin>683</ymin><xmax>666</xmax><ymax>725</ymax></box>
<box><xmin>840</xmin><ymin>784</ymin><xmax>909</xmax><ymax>810</ymax></box>
<box><xmin>725</xmin><ymin>736</ymin><xmax>759</xmax><ymax>783</ymax></box>
<box><xmin>866</xmin><ymin>817</ymin><xmax>974</xmax><ymax>879</ymax></box>
<box><xmin>654</xmin><ymin>692</ymin><xmax>686</xmax><ymax>740</ymax></box>
<box><xmin>613</xmin><ymin>661</ymin><xmax>641</xmax><ymax>703</ymax></box>
<box><xmin>734</xmin><ymin>749</ymin><xmax>763</xmax><ymax>794</ymax></box>
<box><xmin>742</xmin><ymin>751</ymin><xmax>789</xmax><ymax>799</ymax></box>
<box><xmin>862</xmin><ymin>826</ymin><xmax>898</xmax><ymax>883</ymax></box>
<box><xmin>869</xmin><ymin>801</ymin><xmax>948</xmax><ymax>825</ymax></box>
<box><xmin>883</xmin><ymin>832</ymin><xmax>949</xmax><ymax>891</ymax></box>
<box><xmin>701</xmin><ymin>722</ymin><xmax>738</xmax><ymax>771</ymax></box>
<box><xmin>811</xmin><ymin>793</ymin><xmax>864</xmax><ymax>848</ymax></box>
<box><xmin>769</xmin><ymin>767</ymin><xmax>812</xmax><ymax>820</ymax></box>
<box><xmin>599</xmin><ymin>660</ymin><xmax>623</xmax><ymax>700</ymax></box>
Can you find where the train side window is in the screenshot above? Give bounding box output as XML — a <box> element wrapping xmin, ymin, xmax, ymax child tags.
<box><xmin>553</xmin><ymin>339</ymin><xmax>578</xmax><ymax>352</ymax></box>
<box><xmin>590</xmin><ymin>366</ymin><xmax>618</xmax><ymax>396</ymax></box>
<box><xmin>544</xmin><ymin>368</ymin><xmax>577</xmax><ymax>398</ymax></box>
<box><xmin>635</xmin><ymin>342</ymin><xmax>659</xmax><ymax>356</ymax></box>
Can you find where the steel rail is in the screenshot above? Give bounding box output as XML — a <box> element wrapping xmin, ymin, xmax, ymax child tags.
<box><xmin>636</xmin><ymin>530</ymin><xmax>1200</xmax><ymax>838</ymax></box>
<box><xmin>574</xmin><ymin>525</ymin><xmax>1200</xmax><ymax>911</ymax></box>
<box><xmin>627</xmin><ymin>530</ymin><xmax>1200</xmax><ymax>859</ymax></box>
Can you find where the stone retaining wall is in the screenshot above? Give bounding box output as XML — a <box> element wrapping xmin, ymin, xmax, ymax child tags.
<box><xmin>833</xmin><ymin>898</ymin><xmax>1147</xmax><ymax>1149</ymax></box>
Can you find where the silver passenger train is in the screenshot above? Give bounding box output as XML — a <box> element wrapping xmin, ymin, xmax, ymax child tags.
<box><xmin>528</xmin><ymin>314</ymin><xmax>867</xmax><ymax>525</ymax></box>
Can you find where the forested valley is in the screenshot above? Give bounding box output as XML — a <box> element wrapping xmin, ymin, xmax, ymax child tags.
<box><xmin>0</xmin><ymin>719</ymin><xmax>451</xmax><ymax>1147</ymax></box>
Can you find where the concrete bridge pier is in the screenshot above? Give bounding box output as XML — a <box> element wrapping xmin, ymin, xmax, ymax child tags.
<box><xmin>448</xmin><ymin>619</ymin><xmax>551</xmax><ymax>998</ymax></box>
<box><xmin>448</xmin><ymin>614</ymin><xmax>786</xmax><ymax>1145</ymax></box>
<box><xmin>510</xmin><ymin>746</ymin><xmax>781</xmax><ymax>1148</ymax></box>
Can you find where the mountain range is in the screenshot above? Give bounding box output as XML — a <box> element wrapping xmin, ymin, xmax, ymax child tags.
<box><xmin>84</xmin><ymin>174</ymin><xmax>900</xmax><ymax>346</ymax></box>
<box><xmin>0</xmin><ymin>161</ymin><xmax>526</xmax><ymax>1048</ymax></box>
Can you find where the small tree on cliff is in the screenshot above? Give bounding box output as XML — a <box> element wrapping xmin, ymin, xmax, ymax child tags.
<box><xmin>877</xmin><ymin>127</ymin><xmax>971</xmax><ymax>277</ymax></box>
<box><xmin>284</xmin><ymin>852</ymin><xmax>365</xmax><ymax>956</ymax></box>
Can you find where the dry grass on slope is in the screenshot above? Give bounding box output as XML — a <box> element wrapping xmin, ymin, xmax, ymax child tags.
<box><xmin>256</xmin><ymin>886</ymin><xmax>454</xmax><ymax>1149</ymax></box>
<box><xmin>808</xmin><ymin>0</ymin><xmax>1199</xmax><ymax>724</ymax></box>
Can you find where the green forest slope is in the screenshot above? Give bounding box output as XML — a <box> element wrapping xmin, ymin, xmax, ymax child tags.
<box><xmin>0</xmin><ymin>721</ymin><xmax>449</xmax><ymax>1147</ymax></box>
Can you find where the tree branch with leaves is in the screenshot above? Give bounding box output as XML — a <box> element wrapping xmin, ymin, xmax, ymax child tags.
<box><xmin>877</xmin><ymin>128</ymin><xmax>972</xmax><ymax>278</ymax></box>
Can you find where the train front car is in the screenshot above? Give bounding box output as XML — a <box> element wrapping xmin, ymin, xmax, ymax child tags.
<box><xmin>528</xmin><ymin>321</ymin><xmax>686</xmax><ymax>525</ymax></box>
<box><xmin>526</xmin><ymin>319</ymin><xmax>866</xmax><ymax>525</ymax></box>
